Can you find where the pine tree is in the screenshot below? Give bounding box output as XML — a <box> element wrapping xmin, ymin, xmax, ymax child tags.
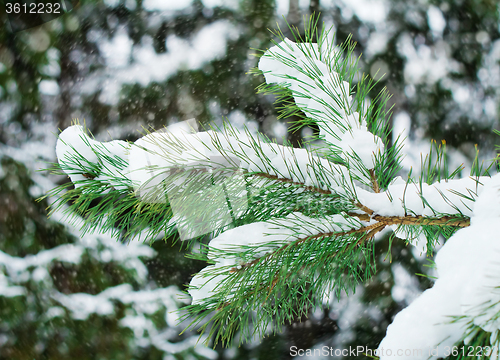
<box><xmin>0</xmin><ymin>154</ymin><xmax>214</xmax><ymax>359</ymax></box>
<box><xmin>1</xmin><ymin>1</ymin><xmax>278</xmax><ymax>358</ymax></box>
<box><xmin>48</xmin><ymin>17</ymin><xmax>499</xmax><ymax>359</ymax></box>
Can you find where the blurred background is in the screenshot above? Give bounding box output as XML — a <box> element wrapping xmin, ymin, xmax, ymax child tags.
<box><xmin>0</xmin><ymin>0</ymin><xmax>499</xmax><ymax>359</ymax></box>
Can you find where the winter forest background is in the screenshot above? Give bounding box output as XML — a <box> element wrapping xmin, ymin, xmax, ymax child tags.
<box><xmin>0</xmin><ymin>0</ymin><xmax>499</xmax><ymax>359</ymax></box>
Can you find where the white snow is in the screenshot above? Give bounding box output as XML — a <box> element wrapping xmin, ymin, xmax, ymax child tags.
<box><xmin>142</xmin><ymin>0</ymin><xmax>193</xmax><ymax>11</ymax></box>
<box><xmin>342</xmin><ymin>0</ymin><xmax>388</xmax><ymax>24</ymax></box>
<box><xmin>365</xmin><ymin>31</ymin><xmax>391</xmax><ymax>58</ymax></box>
<box><xmin>52</xmin><ymin>120</ymin><xmax>361</xmax><ymax>240</ymax></box>
<box><xmin>208</xmin><ymin>212</ymin><xmax>356</xmax><ymax>259</ymax></box>
<box><xmin>39</xmin><ymin>80</ymin><xmax>59</xmax><ymax>95</ymax></box>
<box><xmin>56</xmin><ymin>125</ymin><xmax>130</xmax><ymax>188</ymax></box>
<box><xmin>258</xmin><ymin>38</ymin><xmax>385</xmax><ymax>172</ymax></box>
<box><xmin>357</xmin><ymin>175</ymin><xmax>487</xmax><ymax>218</ymax></box>
<box><xmin>378</xmin><ymin>173</ymin><xmax>500</xmax><ymax>359</ymax></box>
<box><xmin>427</xmin><ymin>6</ymin><xmax>446</xmax><ymax>38</ymax></box>
<box><xmin>391</xmin><ymin>263</ymin><xmax>422</xmax><ymax>305</ymax></box>
<box><xmin>202</xmin><ymin>0</ymin><xmax>239</xmax><ymax>10</ymax></box>
<box><xmin>50</xmin><ymin>23</ymin><xmax>500</xmax><ymax>352</ymax></box>
<box><xmin>99</xmin><ymin>27</ymin><xmax>133</xmax><ymax>68</ymax></box>
<box><xmin>188</xmin><ymin>212</ymin><xmax>360</xmax><ymax>305</ymax></box>
<box><xmin>91</xmin><ymin>20</ymin><xmax>239</xmax><ymax>105</ymax></box>
<box><xmin>0</xmin><ymin>272</ymin><xmax>25</xmax><ymax>297</ymax></box>
<box><xmin>188</xmin><ymin>266</ymin><xmax>231</xmax><ymax>306</ymax></box>
<box><xmin>397</xmin><ymin>33</ymin><xmax>462</xmax><ymax>85</ymax></box>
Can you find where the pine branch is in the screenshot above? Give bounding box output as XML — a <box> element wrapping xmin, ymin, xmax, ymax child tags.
<box><xmin>230</xmin><ymin>220</ymin><xmax>386</xmax><ymax>274</ymax></box>
<box><xmin>349</xmin><ymin>213</ymin><xmax>470</xmax><ymax>227</ymax></box>
<box><xmin>47</xmin><ymin>16</ymin><xmax>500</xmax><ymax>351</ymax></box>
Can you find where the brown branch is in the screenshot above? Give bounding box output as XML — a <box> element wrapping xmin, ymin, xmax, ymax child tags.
<box><xmin>82</xmin><ymin>173</ymin><xmax>96</xmax><ymax>180</ymax></box>
<box><xmin>372</xmin><ymin>214</ymin><xmax>470</xmax><ymax>227</ymax></box>
<box><xmin>230</xmin><ymin>221</ymin><xmax>387</xmax><ymax>274</ymax></box>
<box><xmin>347</xmin><ymin>212</ymin><xmax>470</xmax><ymax>227</ymax></box>
<box><xmin>265</xmin><ymin>270</ymin><xmax>281</xmax><ymax>302</ymax></box>
<box><xmin>369</xmin><ymin>169</ymin><xmax>380</xmax><ymax>193</ymax></box>
<box><xmin>348</xmin><ymin>213</ymin><xmax>371</xmax><ymax>221</ymax></box>
<box><xmin>355</xmin><ymin>202</ymin><xmax>374</xmax><ymax>215</ymax></box>
<box><xmin>250</xmin><ymin>172</ymin><xmax>470</xmax><ymax>228</ymax></box>
<box><xmin>229</xmin><ymin>174</ymin><xmax>470</xmax><ymax>275</ymax></box>
<box><xmin>229</xmin><ymin>232</ymin><xmax>334</xmax><ymax>274</ymax></box>
<box><xmin>262</xmin><ymin>223</ymin><xmax>386</xmax><ymax>304</ymax></box>
<box><xmin>262</xmin><ymin>224</ymin><xmax>387</xmax><ymax>304</ymax></box>
<box><xmin>357</xmin><ymin>222</ymin><xmax>387</xmax><ymax>245</ymax></box>
<box><xmin>230</xmin><ymin>212</ymin><xmax>469</xmax><ymax>274</ymax></box>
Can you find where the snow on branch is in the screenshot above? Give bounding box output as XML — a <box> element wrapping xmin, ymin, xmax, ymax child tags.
<box><xmin>49</xmin><ymin>18</ymin><xmax>500</xmax><ymax>353</ymax></box>
<box><xmin>356</xmin><ymin>175</ymin><xmax>486</xmax><ymax>218</ymax></box>
<box><xmin>54</xmin><ymin>122</ymin><xmax>362</xmax><ymax>242</ymax></box>
<box><xmin>256</xmin><ymin>29</ymin><xmax>387</xmax><ymax>183</ymax></box>
<box><xmin>188</xmin><ymin>211</ymin><xmax>363</xmax><ymax>305</ymax></box>
<box><xmin>378</xmin><ymin>173</ymin><xmax>500</xmax><ymax>360</ymax></box>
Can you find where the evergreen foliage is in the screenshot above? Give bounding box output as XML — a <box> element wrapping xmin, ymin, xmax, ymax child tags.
<box><xmin>48</xmin><ymin>16</ymin><xmax>499</xmax><ymax>357</ymax></box>
<box><xmin>2</xmin><ymin>0</ymin><xmax>500</xmax><ymax>358</ymax></box>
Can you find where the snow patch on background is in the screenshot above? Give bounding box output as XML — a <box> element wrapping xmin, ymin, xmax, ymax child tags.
<box><xmin>88</xmin><ymin>20</ymin><xmax>239</xmax><ymax>105</ymax></box>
